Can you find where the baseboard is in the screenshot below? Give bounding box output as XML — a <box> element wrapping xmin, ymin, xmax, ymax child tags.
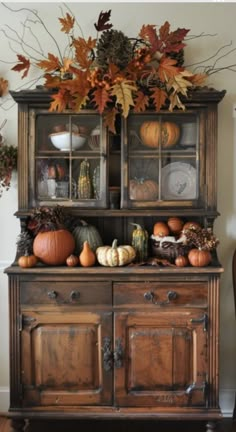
<box><xmin>0</xmin><ymin>387</ymin><xmax>235</xmax><ymax>417</ymax></box>
<box><xmin>0</xmin><ymin>388</ymin><xmax>9</xmax><ymax>412</ymax></box>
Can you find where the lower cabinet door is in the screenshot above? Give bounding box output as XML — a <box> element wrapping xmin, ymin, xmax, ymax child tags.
<box><xmin>114</xmin><ymin>310</ymin><xmax>208</xmax><ymax>407</ymax></box>
<box><xmin>21</xmin><ymin>311</ymin><xmax>113</xmax><ymax>406</ymax></box>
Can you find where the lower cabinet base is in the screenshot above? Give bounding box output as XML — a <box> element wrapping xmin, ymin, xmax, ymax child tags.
<box><xmin>8</xmin><ymin>409</ymin><xmax>223</xmax><ymax>432</ymax></box>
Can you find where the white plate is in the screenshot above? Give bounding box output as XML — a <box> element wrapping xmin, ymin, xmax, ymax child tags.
<box><xmin>161</xmin><ymin>162</ymin><xmax>197</xmax><ymax>199</ymax></box>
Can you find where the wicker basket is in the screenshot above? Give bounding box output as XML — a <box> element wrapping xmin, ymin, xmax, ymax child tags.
<box><xmin>151</xmin><ymin>236</ymin><xmax>190</xmax><ymax>263</ymax></box>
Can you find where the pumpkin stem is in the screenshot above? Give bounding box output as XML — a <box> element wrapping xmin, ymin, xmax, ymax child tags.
<box><xmin>112</xmin><ymin>239</ymin><xmax>118</xmax><ymax>249</ymax></box>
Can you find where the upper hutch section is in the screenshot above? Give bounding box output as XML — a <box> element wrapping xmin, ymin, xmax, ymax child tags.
<box><xmin>11</xmin><ymin>87</ymin><xmax>225</xmax><ymax>216</ymax></box>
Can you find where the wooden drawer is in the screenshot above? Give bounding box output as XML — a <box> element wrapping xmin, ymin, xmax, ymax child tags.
<box><xmin>20</xmin><ymin>281</ymin><xmax>112</xmax><ymax>305</ymax></box>
<box><xmin>113</xmin><ymin>282</ymin><xmax>208</xmax><ymax>307</ymax></box>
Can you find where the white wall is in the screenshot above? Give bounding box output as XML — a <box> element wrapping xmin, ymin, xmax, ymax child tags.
<box><xmin>0</xmin><ymin>2</ymin><xmax>236</xmax><ymax>415</ymax></box>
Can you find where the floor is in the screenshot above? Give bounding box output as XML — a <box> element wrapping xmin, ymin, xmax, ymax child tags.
<box><xmin>0</xmin><ymin>417</ymin><xmax>235</xmax><ymax>432</ymax></box>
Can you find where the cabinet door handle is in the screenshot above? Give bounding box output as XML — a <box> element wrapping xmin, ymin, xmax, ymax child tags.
<box><xmin>185</xmin><ymin>381</ymin><xmax>208</xmax><ymax>396</ymax></box>
<box><xmin>69</xmin><ymin>290</ymin><xmax>80</xmax><ymax>302</ymax></box>
<box><xmin>144</xmin><ymin>290</ymin><xmax>177</xmax><ymax>306</ymax></box>
<box><xmin>102</xmin><ymin>337</ymin><xmax>113</xmax><ymax>372</ymax></box>
<box><xmin>114</xmin><ymin>338</ymin><xmax>124</xmax><ymax>368</ymax></box>
<box><xmin>47</xmin><ymin>290</ymin><xmax>58</xmax><ymax>299</ymax></box>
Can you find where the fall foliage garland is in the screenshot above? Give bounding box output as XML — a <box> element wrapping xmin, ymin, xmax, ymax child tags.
<box><xmin>10</xmin><ymin>9</ymin><xmax>207</xmax><ymax>132</ymax></box>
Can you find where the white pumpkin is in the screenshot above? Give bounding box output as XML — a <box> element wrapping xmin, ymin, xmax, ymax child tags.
<box><xmin>96</xmin><ymin>239</ymin><xmax>136</xmax><ymax>267</ymax></box>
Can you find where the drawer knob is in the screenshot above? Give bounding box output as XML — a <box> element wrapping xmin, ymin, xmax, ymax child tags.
<box><xmin>69</xmin><ymin>290</ymin><xmax>80</xmax><ymax>302</ymax></box>
<box><xmin>47</xmin><ymin>290</ymin><xmax>58</xmax><ymax>299</ymax></box>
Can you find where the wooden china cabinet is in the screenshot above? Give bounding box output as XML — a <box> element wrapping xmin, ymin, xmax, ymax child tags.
<box><xmin>5</xmin><ymin>87</ymin><xmax>225</xmax><ymax>431</ymax></box>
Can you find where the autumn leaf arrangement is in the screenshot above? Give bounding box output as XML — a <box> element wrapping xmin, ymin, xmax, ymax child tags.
<box><xmin>11</xmin><ymin>8</ymin><xmax>207</xmax><ymax>132</ymax></box>
<box><xmin>0</xmin><ymin>77</ymin><xmax>17</xmax><ymax>197</ymax></box>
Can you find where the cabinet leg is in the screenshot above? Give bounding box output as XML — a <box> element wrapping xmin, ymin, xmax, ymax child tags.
<box><xmin>206</xmin><ymin>421</ymin><xmax>217</xmax><ymax>432</ymax></box>
<box><xmin>10</xmin><ymin>419</ymin><xmax>26</xmax><ymax>432</ymax></box>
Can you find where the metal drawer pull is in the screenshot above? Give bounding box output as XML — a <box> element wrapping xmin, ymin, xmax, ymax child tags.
<box><xmin>185</xmin><ymin>381</ymin><xmax>207</xmax><ymax>395</ymax></box>
<box><xmin>69</xmin><ymin>290</ymin><xmax>80</xmax><ymax>302</ymax></box>
<box><xmin>47</xmin><ymin>290</ymin><xmax>58</xmax><ymax>299</ymax></box>
<box><xmin>144</xmin><ymin>290</ymin><xmax>177</xmax><ymax>306</ymax></box>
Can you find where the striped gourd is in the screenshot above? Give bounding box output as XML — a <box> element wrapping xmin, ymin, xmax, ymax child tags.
<box><xmin>130</xmin><ymin>223</ymin><xmax>149</xmax><ymax>262</ymax></box>
<box><xmin>78</xmin><ymin>159</ymin><xmax>92</xmax><ymax>199</ymax></box>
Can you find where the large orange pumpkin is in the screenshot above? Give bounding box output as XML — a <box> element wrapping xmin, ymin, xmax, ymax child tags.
<box><xmin>33</xmin><ymin>229</ymin><xmax>75</xmax><ymax>265</ymax></box>
<box><xmin>188</xmin><ymin>249</ymin><xmax>211</xmax><ymax>267</ymax></box>
<box><xmin>129</xmin><ymin>178</ymin><xmax>159</xmax><ymax>200</ymax></box>
<box><xmin>140</xmin><ymin>121</ymin><xmax>180</xmax><ymax>148</ymax></box>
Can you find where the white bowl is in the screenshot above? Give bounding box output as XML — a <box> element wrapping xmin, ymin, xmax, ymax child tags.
<box><xmin>49</xmin><ymin>131</ymin><xmax>87</xmax><ymax>151</ymax></box>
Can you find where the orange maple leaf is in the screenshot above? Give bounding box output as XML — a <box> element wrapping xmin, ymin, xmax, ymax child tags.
<box><xmin>49</xmin><ymin>89</ymin><xmax>70</xmax><ymax>112</ymax></box>
<box><xmin>0</xmin><ymin>78</ymin><xmax>8</xmax><ymax>97</ymax></box>
<box><xmin>11</xmin><ymin>54</ymin><xmax>30</xmax><ymax>79</ymax></box>
<box><xmin>37</xmin><ymin>53</ymin><xmax>61</xmax><ymax>73</ymax></box>
<box><xmin>73</xmin><ymin>37</ymin><xmax>96</xmax><ymax>69</ymax></box>
<box><xmin>59</xmin><ymin>13</ymin><xmax>75</xmax><ymax>33</ymax></box>
<box><xmin>104</xmin><ymin>108</ymin><xmax>118</xmax><ymax>134</ymax></box>
<box><xmin>44</xmin><ymin>74</ymin><xmax>62</xmax><ymax>88</ymax></box>
<box><xmin>150</xmin><ymin>87</ymin><xmax>168</xmax><ymax>111</ymax></box>
<box><xmin>91</xmin><ymin>87</ymin><xmax>111</xmax><ymax>114</ymax></box>
<box><xmin>158</xmin><ymin>56</ymin><xmax>180</xmax><ymax>82</ymax></box>
<box><xmin>133</xmin><ymin>91</ymin><xmax>149</xmax><ymax>112</ymax></box>
<box><xmin>188</xmin><ymin>73</ymin><xmax>207</xmax><ymax>86</ymax></box>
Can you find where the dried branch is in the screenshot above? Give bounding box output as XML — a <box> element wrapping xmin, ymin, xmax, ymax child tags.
<box><xmin>1</xmin><ymin>3</ymin><xmax>64</xmax><ymax>63</ymax></box>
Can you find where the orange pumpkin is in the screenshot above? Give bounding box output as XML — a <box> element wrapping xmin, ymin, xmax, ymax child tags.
<box><xmin>167</xmin><ymin>217</ymin><xmax>184</xmax><ymax>235</ymax></box>
<box><xmin>129</xmin><ymin>178</ymin><xmax>159</xmax><ymax>200</ymax></box>
<box><xmin>18</xmin><ymin>254</ymin><xmax>38</xmax><ymax>268</ymax></box>
<box><xmin>140</xmin><ymin>121</ymin><xmax>180</xmax><ymax>149</ymax></box>
<box><xmin>79</xmin><ymin>241</ymin><xmax>96</xmax><ymax>267</ymax></box>
<box><xmin>175</xmin><ymin>255</ymin><xmax>189</xmax><ymax>267</ymax></box>
<box><xmin>188</xmin><ymin>249</ymin><xmax>211</xmax><ymax>267</ymax></box>
<box><xmin>33</xmin><ymin>229</ymin><xmax>75</xmax><ymax>266</ymax></box>
<box><xmin>153</xmin><ymin>222</ymin><xmax>170</xmax><ymax>237</ymax></box>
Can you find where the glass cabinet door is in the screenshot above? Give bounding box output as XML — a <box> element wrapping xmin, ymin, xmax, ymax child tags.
<box><xmin>121</xmin><ymin>111</ymin><xmax>204</xmax><ymax>209</ymax></box>
<box><xmin>31</xmin><ymin>111</ymin><xmax>108</xmax><ymax>208</ymax></box>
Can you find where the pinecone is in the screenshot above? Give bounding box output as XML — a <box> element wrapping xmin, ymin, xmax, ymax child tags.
<box><xmin>169</xmin><ymin>48</ymin><xmax>185</xmax><ymax>67</ymax></box>
<box><xmin>16</xmin><ymin>231</ymin><xmax>34</xmax><ymax>255</ymax></box>
<box><xmin>96</xmin><ymin>29</ymin><xmax>133</xmax><ymax>70</ymax></box>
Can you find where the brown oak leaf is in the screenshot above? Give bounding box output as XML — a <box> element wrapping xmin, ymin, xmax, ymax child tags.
<box><xmin>151</xmin><ymin>87</ymin><xmax>168</xmax><ymax>111</ymax></box>
<box><xmin>133</xmin><ymin>91</ymin><xmax>149</xmax><ymax>112</ymax></box>
<box><xmin>110</xmin><ymin>79</ymin><xmax>137</xmax><ymax>118</ymax></box>
<box><xmin>91</xmin><ymin>87</ymin><xmax>111</xmax><ymax>114</ymax></box>
<box><xmin>103</xmin><ymin>108</ymin><xmax>118</xmax><ymax>134</ymax></box>
<box><xmin>94</xmin><ymin>10</ymin><xmax>113</xmax><ymax>32</ymax></box>
<box><xmin>48</xmin><ymin>89</ymin><xmax>70</xmax><ymax>112</ymax></box>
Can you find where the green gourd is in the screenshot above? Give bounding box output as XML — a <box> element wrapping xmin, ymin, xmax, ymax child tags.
<box><xmin>130</xmin><ymin>223</ymin><xmax>149</xmax><ymax>262</ymax></box>
<box><xmin>78</xmin><ymin>159</ymin><xmax>92</xmax><ymax>199</ymax></box>
<box><xmin>73</xmin><ymin>220</ymin><xmax>103</xmax><ymax>254</ymax></box>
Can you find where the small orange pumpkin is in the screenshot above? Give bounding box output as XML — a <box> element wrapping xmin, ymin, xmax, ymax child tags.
<box><xmin>153</xmin><ymin>222</ymin><xmax>170</xmax><ymax>237</ymax></box>
<box><xmin>175</xmin><ymin>255</ymin><xmax>189</xmax><ymax>267</ymax></box>
<box><xmin>140</xmin><ymin>121</ymin><xmax>180</xmax><ymax>149</ymax></box>
<box><xmin>79</xmin><ymin>241</ymin><xmax>96</xmax><ymax>267</ymax></box>
<box><xmin>167</xmin><ymin>217</ymin><xmax>184</xmax><ymax>235</ymax></box>
<box><xmin>188</xmin><ymin>249</ymin><xmax>211</xmax><ymax>267</ymax></box>
<box><xmin>66</xmin><ymin>254</ymin><xmax>79</xmax><ymax>267</ymax></box>
<box><xmin>129</xmin><ymin>178</ymin><xmax>159</xmax><ymax>201</ymax></box>
<box><xmin>18</xmin><ymin>254</ymin><xmax>38</xmax><ymax>268</ymax></box>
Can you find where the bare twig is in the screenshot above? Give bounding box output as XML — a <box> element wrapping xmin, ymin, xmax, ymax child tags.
<box><xmin>1</xmin><ymin>3</ymin><xmax>64</xmax><ymax>63</ymax></box>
